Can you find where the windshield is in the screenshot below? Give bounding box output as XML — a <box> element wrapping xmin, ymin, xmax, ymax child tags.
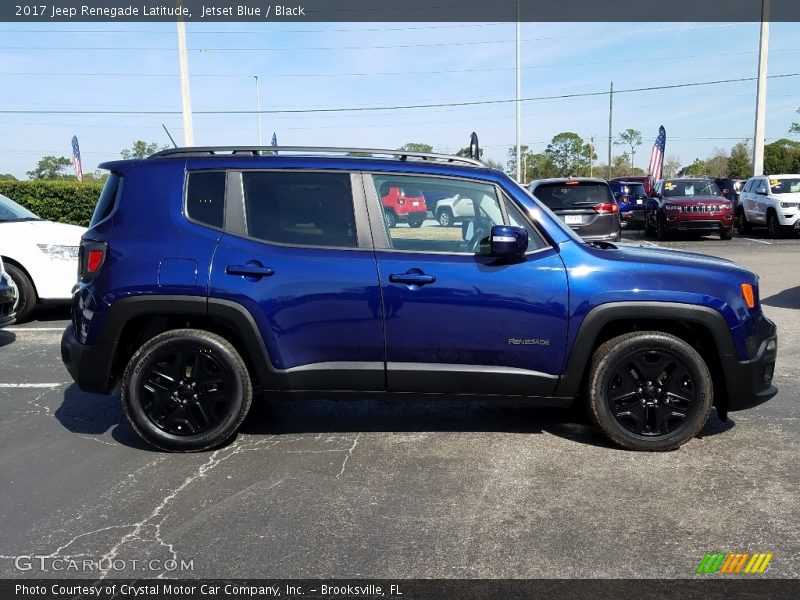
<box><xmin>769</xmin><ymin>178</ymin><xmax>800</xmax><ymax>194</ymax></box>
<box><xmin>662</xmin><ymin>180</ymin><xmax>721</xmax><ymax>198</ymax></box>
<box><xmin>0</xmin><ymin>193</ymin><xmax>40</xmax><ymax>221</ymax></box>
<box><xmin>532</xmin><ymin>182</ymin><xmax>615</xmax><ymax>209</ymax></box>
<box><xmin>623</xmin><ymin>183</ymin><xmax>646</xmax><ymax>196</ymax></box>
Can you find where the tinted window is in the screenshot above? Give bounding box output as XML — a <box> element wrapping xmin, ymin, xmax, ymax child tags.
<box><xmin>769</xmin><ymin>177</ymin><xmax>800</xmax><ymax>194</ymax></box>
<box><xmin>243</xmin><ymin>172</ymin><xmax>356</xmax><ymax>248</ymax></box>
<box><xmin>186</xmin><ymin>171</ymin><xmax>225</xmax><ymax>229</ymax></box>
<box><xmin>90</xmin><ymin>173</ymin><xmax>121</xmax><ymax>227</ymax></box>
<box><xmin>0</xmin><ymin>193</ymin><xmax>39</xmax><ymax>222</ymax></box>
<box><xmin>532</xmin><ymin>182</ymin><xmax>615</xmax><ymax>209</ymax></box>
<box><xmin>503</xmin><ymin>196</ymin><xmax>547</xmax><ymax>251</ymax></box>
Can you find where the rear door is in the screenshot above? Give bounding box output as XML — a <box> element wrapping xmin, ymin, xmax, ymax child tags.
<box><xmin>532</xmin><ymin>181</ymin><xmax>618</xmax><ymax>239</ymax></box>
<box><xmin>209</xmin><ymin>170</ymin><xmax>385</xmax><ymax>391</ymax></box>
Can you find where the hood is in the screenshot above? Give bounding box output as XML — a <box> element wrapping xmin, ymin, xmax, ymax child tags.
<box><xmin>0</xmin><ymin>219</ymin><xmax>86</xmax><ymax>246</ymax></box>
<box><xmin>774</xmin><ymin>192</ymin><xmax>800</xmax><ymax>202</ymax></box>
<box><xmin>610</xmin><ymin>242</ymin><xmax>738</xmax><ymax>268</ymax></box>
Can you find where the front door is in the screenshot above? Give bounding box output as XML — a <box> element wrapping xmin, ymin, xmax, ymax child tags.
<box><xmin>364</xmin><ymin>172</ymin><xmax>569</xmax><ymax>396</ymax></box>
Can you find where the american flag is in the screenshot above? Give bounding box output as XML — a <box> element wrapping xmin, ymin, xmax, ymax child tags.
<box><xmin>647</xmin><ymin>126</ymin><xmax>666</xmax><ymax>181</ymax></box>
<box><xmin>71</xmin><ymin>135</ymin><xmax>83</xmax><ymax>182</ymax></box>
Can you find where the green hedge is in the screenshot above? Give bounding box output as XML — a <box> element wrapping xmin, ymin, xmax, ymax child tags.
<box><xmin>0</xmin><ymin>180</ymin><xmax>103</xmax><ymax>226</ymax></box>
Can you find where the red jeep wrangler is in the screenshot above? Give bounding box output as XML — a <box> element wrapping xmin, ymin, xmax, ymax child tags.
<box><xmin>380</xmin><ymin>183</ymin><xmax>428</xmax><ymax>228</ymax></box>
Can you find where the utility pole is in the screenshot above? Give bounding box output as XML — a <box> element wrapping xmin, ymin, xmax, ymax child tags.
<box><xmin>753</xmin><ymin>0</ymin><xmax>770</xmax><ymax>176</ymax></box>
<box><xmin>176</xmin><ymin>19</ymin><xmax>194</xmax><ymax>146</ymax></box>
<box><xmin>254</xmin><ymin>75</ymin><xmax>263</xmax><ymax>146</ymax></box>
<box><xmin>515</xmin><ymin>0</ymin><xmax>521</xmax><ymax>182</ymax></box>
<box><xmin>589</xmin><ymin>135</ymin><xmax>595</xmax><ymax>177</ymax></box>
<box><xmin>607</xmin><ymin>82</ymin><xmax>613</xmax><ymax>179</ymax></box>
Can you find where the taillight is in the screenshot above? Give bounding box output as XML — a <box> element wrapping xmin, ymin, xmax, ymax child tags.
<box><xmin>79</xmin><ymin>240</ymin><xmax>108</xmax><ymax>282</ymax></box>
<box><xmin>594</xmin><ymin>202</ymin><xmax>619</xmax><ymax>214</ymax></box>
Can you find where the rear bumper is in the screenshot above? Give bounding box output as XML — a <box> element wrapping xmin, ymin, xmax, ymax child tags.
<box><xmin>720</xmin><ymin>318</ymin><xmax>778</xmax><ymax>412</ymax></box>
<box><xmin>60</xmin><ymin>324</ymin><xmax>117</xmax><ymax>394</ymax></box>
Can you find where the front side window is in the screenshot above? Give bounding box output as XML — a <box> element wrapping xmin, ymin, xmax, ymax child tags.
<box><xmin>370</xmin><ymin>174</ymin><xmax>505</xmax><ymax>254</ymax></box>
<box><xmin>243</xmin><ymin>171</ymin><xmax>356</xmax><ymax>248</ymax></box>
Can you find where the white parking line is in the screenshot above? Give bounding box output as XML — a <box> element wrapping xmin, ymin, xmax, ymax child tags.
<box><xmin>747</xmin><ymin>238</ymin><xmax>773</xmax><ymax>245</ymax></box>
<box><xmin>5</xmin><ymin>327</ymin><xmax>65</xmax><ymax>331</ymax></box>
<box><xmin>0</xmin><ymin>383</ymin><xmax>64</xmax><ymax>388</ymax></box>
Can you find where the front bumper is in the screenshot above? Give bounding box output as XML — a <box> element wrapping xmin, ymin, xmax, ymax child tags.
<box><xmin>720</xmin><ymin>317</ymin><xmax>778</xmax><ymax>412</ymax></box>
<box><xmin>665</xmin><ymin>217</ymin><xmax>733</xmax><ymax>232</ymax></box>
<box><xmin>60</xmin><ymin>324</ymin><xmax>117</xmax><ymax>394</ymax></box>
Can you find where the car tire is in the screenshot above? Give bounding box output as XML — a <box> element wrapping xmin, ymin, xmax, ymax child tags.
<box><xmin>408</xmin><ymin>216</ymin><xmax>424</xmax><ymax>228</ymax></box>
<box><xmin>735</xmin><ymin>207</ymin><xmax>750</xmax><ymax>235</ymax></box>
<box><xmin>4</xmin><ymin>263</ymin><xmax>36</xmax><ymax>323</ymax></box>
<box><xmin>122</xmin><ymin>329</ymin><xmax>253</xmax><ymax>452</ymax></box>
<box><xmin>720</xmin><ymin>228</ymin><xmax>733</xmax><ymax>241</ymax></box>
<box><xmin>587</xmin><ymin>331</ymin><xmax>713</xmax><ymax>451</ymax></box>
<box><xmin>644</xmin><ymin>213</ymin><xmax>656</xmax><ymax>237</ymax></box>
<box><xmin>437</xmin><ymin>208</ymin><xmax>454</xmax><ymax>227</ymax></box>
<box><xmin>656</xmin><ymin>215</ymin><xmax>669</xmax><ymax>241</ymax></box>
<box><xmin>384</xmin><ymin>211</ymin><xmax>397</xmax><ymax>229</ymax></box>
<box><xmin>766</xmin><ymin>211</ymin><xmax>783</xmax><ymax>239</ymax></box>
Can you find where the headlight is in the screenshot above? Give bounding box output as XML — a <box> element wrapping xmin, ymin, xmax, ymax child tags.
<box><xmin>780</xmin><ymin>201</ymin><xmax>799</xmax><ymax>209</ymax></box>
<box><xmin>664</xmin><ymin>203</ymin><xmax>681</xmax><ymax>212</ymax></box>
<box><xmin>36</xmin><ymin>244</ymin><xmax>80</xmax><ymax>261</ymax></box>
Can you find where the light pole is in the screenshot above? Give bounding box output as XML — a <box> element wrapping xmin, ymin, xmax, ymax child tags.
<box><xmin>176</xmin><ymin>19</ymin><xmax>194</xmax><ymax>146</ymax></box>
<box><xmin>753</xmin><ymin>0</ymin><xmax>770</xmax><ymax>176</ymax></box>
<box><xmin>254</xmin><ymin>75</ymin><xmax>263</xmax><ymax>146</ymax></box>
<box><xmin>515</xmin><ymin>0</ymin><xmax>521</xmax><ymax>182</ymax></box>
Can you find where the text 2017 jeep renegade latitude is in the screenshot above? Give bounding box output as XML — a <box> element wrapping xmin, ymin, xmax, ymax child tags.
<box><xmin>61</xmin><ymin>147</ymin><xmax>778</xmax><ymax>452</ymax></box>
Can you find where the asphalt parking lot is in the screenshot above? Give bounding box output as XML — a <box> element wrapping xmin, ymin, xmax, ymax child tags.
<box><xmin>0</xmin><ymin>229</ymin><xmax>798</xmax><ymax>580</ymax></box>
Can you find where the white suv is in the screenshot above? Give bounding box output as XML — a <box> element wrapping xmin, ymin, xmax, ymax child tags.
<box><xmin>0</xmin><ymin>192</ymin><xmax>86</xmax><ymax>322</ymax></box>
<box><xmin>736</xmin><ymin>174</ymin><xmax>800</xmax><ymax>238</ymax></box>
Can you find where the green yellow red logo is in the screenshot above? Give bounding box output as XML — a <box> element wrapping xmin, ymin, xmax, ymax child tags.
<box><xmin>696</xmin><ymin>552</ymin><xmax>773</xmax><ymax>574</ymax></box>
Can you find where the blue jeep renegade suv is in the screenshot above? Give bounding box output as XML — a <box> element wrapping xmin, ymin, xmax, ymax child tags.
<box><xmin>60</xmin><ymin>147</ymin><xmax>778</xmax><ymax>452</ymax></box>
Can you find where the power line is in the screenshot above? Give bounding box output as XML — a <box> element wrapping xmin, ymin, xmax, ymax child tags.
<box><xmin>1</xmin><ymin>73</ymin><xmax>797</xmax><ymax>116</ymax></box>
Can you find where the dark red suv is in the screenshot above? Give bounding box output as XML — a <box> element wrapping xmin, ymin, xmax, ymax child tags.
<box><xmin>645</xmin><ymin>178</ymin><xmax>734</xmax><ymax>240</ymax></box>
<box><xmin>379</xmin><ymin>183</ymin><xmax>428</xmax><ymax>228</ymax></box>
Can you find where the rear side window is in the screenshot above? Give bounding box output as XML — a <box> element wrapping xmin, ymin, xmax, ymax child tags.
<box><xmin>186</xmin><ymin>171</ymin><xmax>226</xmax><ymax>229</ymax></box>
<box><xmin>533</xmin><ymin>182</ymin><xmax>614</xmax><ymax>209</ymax></box>
<box><xmin>242</xmin><ymin>172</ymin><xmax>356</xmax><ymax>248</ymax></box>
<box><xmin>90</xmin><ymin>173</ymin><xmax>121</xmax><ymax>227</ymax></box>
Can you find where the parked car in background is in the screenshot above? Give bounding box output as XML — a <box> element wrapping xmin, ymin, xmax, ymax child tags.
<box><xmin>714</xmin><ymin>178</ymin><xmax>745</xmax><ymax>210</ymax></box>
<box><xmin>0</xmin><ymin>192</ymin><xmax>86</xmax><ymax>322</ymax></box>
<box><xmin>645</xmin><ymin>178</ymin><xmax>733</xmax><ymax>240</ymax></box>
<box><xmin>0</xmin><ymin>257</ymin><xmax>16</xmax><ymax>328</ymax></box>
<box><xmin>379</xmin><ymin>182</ymin><xmax>428</xmax><ymax>228</ymax></box>
<box><xmin>434</xmin><ymin>193</ymin><xmax>475</xmax><ymax>226</ymax></box>
<box><xmin>736</xmin><ymin>174</ymin><xmax>800</xmax><ymax>238</ymax></box>
<box><xmin>609</xmin><ymin>175</ymin><xmax>656</xmax><ymax>198</ymax></box>
<box><xmin>529</xmin><ymin>178</ymin><xmax>621</xmax><ymax>242</ymax></box>
<box><xmin>608</xmin><ymin>180</ymin><xmax>648</xmax><ymax>222</ymax></box>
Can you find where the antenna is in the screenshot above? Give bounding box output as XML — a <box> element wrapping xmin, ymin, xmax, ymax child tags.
<box><xmin>162</xmin><ymin>124</ymin><xmax>178</xmax><ymax>148</ymax></box>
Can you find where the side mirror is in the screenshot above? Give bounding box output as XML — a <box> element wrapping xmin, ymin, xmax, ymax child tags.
<box><xmin>756</xmin><ymin>188</ymin><xmax>767</xmax><ymax>196</ymax></box>
<box><xmin>489</xmin><ymin>225</ymin><xmax>528</xmax><ymax>257</ymax></box>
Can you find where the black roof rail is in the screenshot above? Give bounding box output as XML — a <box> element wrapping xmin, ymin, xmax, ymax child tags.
<box><xmin>148</xmin><ymin>146</ymin><xmax>485</xmax><ymax>167</ymax></box>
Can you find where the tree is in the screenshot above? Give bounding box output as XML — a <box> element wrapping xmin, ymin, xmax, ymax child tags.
<box><xmin>764</xmin><ymin>138</ymin><xmax>800</xmax><ymax>174</ymax></box>
<box><xmin>614</xmin><ymin>129</ymin><xmax>643</xmax><ymax>170</ymax></box>
<box><xmin>662</xmin><ymin>155</ymin><xmax>682</xmax><ymax>178</ymax></box>
<box><xmin>455</xmin><ymin>146</ymin><xmax>482</xmax><ymax>159</ymax></box>
<box><xmin>677</xmin><ymin>158</ymin><xmax>707</xmax><ymax>177</ymax></box>
<box><xmin>544</xmin><ymin>132</ymin><xmax>594</xmax><ymax>177</ymax></box>
<box><xmin>789</xmin><ymin>106</ymin><xmax>799</xmax><ymax>136</ymax></box>
<box><xmin>704</xmin><ymin>148</ymin><xmax>729</xmax><ymax>178</ymax></box>
<box><xmin>121</xmin><ymin>140</ymin><xmax>169</xmax><ymax>159</ymax></box>
<box><xmin>26</xmin><ymin>155</ymin><xmax>72</xmax><ymax>180</ymax></box>
<box><xmin>0</xmin><ymin>173</ymin><xmax>17</xmax><ymax>181</ymax></box>
<box><xmin>397</xmin><ymin>142</ymin><xmax>434</xmax><ymax>154</ymax></box>
<box><xmin>727</xmin><ymin>142</ymin><xmax>752</xmax><ymax>178</ymax></box>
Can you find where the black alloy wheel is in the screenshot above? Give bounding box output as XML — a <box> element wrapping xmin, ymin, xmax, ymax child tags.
<box><xmin>735</xmin><ymin>208</ymin><xmax>750</xmax><ymax>235</ymax></box>
<box><xmin>587</xmin><ymin>332</ymin><xmax>712</xmax><ymax>451</ymax></box>
<box><xmin>122</xmin><ymin>329</ymin><xmax>252</xmax><ymax>452</ymax></box>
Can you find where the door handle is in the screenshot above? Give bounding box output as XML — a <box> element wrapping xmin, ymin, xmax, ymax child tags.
<box><xmin>389</xmin><ymin>272</ymin><xmax>436</xmax><ymax>286</ymax></box>
<box><xmin>226</xmin><ymin>264</ymin><xmax>275</xmax><ymax>278</ymax></box>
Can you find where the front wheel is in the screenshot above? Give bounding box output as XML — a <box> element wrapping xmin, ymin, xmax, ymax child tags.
<box><xmin>656</xmin><ymin>215</ymin><xmax>669</xmax><ymax>241</ymax></box>
<box><xmin>587</xmin><ymin>331</ymin><xmax>713</xmax><ymax>451</ymax></box>
<box><xmin>720</xmin><ymin>228</ymin><xmax>733</xmax><ymax>240</ymax></box>
<box><xmin>767</xmin><ymin>211</ymin><xmax>783</xmax><ymax>239</ymax></box>
<box><xmin>122</xmin><ymin>329</ymin><xmax>252</xmax><ymax>452</ymax></box>
<box><xmin>735</xmin><ymin>208</ymin><xmax>750</xmax><ymax>235</ymax></box>
<box><xmin>4</xmin><ymin>263</ymin><xmax>36</xmax><ymax>323</ymax></box>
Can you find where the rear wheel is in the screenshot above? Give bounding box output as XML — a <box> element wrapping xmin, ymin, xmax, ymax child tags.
<box><xmin>735</xmin><ymin>207</ymin><xmax>750</xmax><ymax>235</ymax></box>
<box><xmin>408</xmin><ymin>215</ymin><xmax>424</xmax><ymax>228</ymax></box>
<box><xmin>4</xmin><ymin>263</ymin><xmax>36</xmax><ymax>323</ymax></box>
<box><xmin>384</xmin><ymin>210</ymin><xmax>397</xmax><ymax>229</ymax></box>
<box><xmin>587</xmin><ymin>331</ymin><xmax>713</xmax><ymax>451</ymax></box>
<box><xmin>437</xmin><ymin>208</ymin><xmax>454</xmax><ymax>227</ymax></box>
<box><xmin>122</xmin><ymin>329</ymin><xmax>252</xmax><ymax>452</ymax></box>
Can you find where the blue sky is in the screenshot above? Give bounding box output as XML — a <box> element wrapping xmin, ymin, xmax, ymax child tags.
<box><xmin>1</xmin><ymin>20</ymin><xmax>799</xmax><ymax>178</ymax></box>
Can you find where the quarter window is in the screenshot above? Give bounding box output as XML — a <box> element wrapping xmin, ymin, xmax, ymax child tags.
<box><xmin>242</xmin><ymin>172</ymin><xmax>356</xmax><ymax>248</ymax></box>
<box><xmin>186</xmin><ymin>171</ymin><xmax>225</xmax><ymax>229</ymax></box>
